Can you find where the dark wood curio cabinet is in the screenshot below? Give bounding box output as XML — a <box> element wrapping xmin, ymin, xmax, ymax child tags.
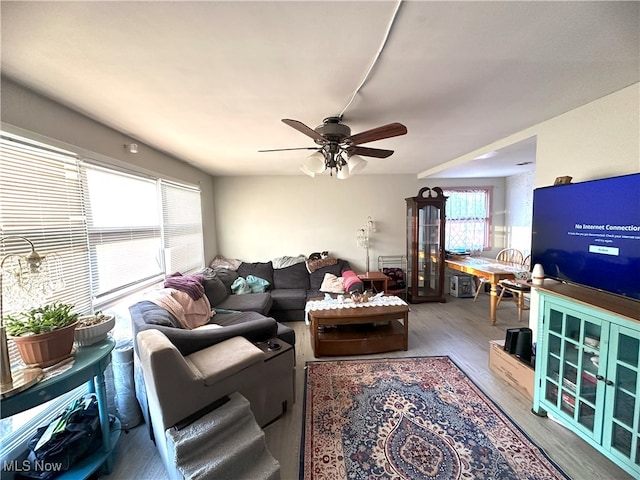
<box><xmin>405</xmin><ymin>187</ymin><xmax>447</xmax><ymax>303</ymax></box>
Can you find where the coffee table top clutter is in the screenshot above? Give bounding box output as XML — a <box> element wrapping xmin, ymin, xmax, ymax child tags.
<box><xmin>305</xmin><ymin>293</ymin><xmax>407</xmax><ymax>325</ymax></box>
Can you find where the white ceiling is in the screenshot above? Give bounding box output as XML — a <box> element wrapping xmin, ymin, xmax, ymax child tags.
<box><xmin>1</xmin><ymin>1</ymin><xmax>638</xmax><ymax>178</ymax></box>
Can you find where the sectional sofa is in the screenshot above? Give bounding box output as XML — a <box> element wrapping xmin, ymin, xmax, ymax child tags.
<box><xmin>128</xmin><ymin>256</ymin><xmax>362</xmax><ymax>440</ymax></box>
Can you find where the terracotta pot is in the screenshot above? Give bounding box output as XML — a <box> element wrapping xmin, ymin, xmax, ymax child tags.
<box><xmin>11</xmin><ymin>321</ymin><xmax>78</xmax><ymax>367</ymax></box>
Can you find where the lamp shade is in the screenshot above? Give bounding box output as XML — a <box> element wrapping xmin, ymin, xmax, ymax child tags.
<box><xmin>336</xmin><ymin>163</ymin><xmax>350</xmax><ymax>180</ymax></box>
<box><xmin>304</xmin><ymin>151</ymin><xmax>326</xmax><ymax>174</ymax></box>
<box><xmin>299</xmin><ymin>164</ymin><xmax>316</xmax><ymax>177</ymax></box>
<box><xmin>347</xmin><ymin>155</ymin><xmax>367</xmax><ymax>175</ymax></box>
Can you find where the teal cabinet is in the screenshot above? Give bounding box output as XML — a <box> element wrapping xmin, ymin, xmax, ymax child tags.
<box><xmin>533</xmin><ymin>284</ymin><xmax>640</xmax><ymax>478</ymax></box>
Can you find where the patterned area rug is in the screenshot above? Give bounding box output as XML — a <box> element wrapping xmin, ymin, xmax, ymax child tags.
<box><xmin>301</xmin><ymin>357</ymin><xmax>568</xmax><ymax>480</ymax></box>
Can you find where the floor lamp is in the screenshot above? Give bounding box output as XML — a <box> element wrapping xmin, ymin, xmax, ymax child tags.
<box><xmin>0</xmin><ymin>236</ymin><xmax>61</xmax><ymax>397</ymax></box>
<box><xmin>356</xmin><ymin>216</ymin><xmax>376</xmax><ymax>274</ymax></box>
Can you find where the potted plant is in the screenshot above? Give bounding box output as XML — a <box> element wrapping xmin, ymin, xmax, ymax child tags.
<box><xmin>5</xmin><ymin>303</ymin><xmax>79</xmax><ymax>367</ymax></box>
<box><xmin>74</xmin><ymin>311</ymin><xmax>115</xmax><ymax>346</ymax></box>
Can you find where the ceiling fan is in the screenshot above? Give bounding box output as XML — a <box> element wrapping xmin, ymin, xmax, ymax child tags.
<box><xmin>259</xmin><ymin>117</ymin><xmax>408</xmax><ymax>178</ymax></box>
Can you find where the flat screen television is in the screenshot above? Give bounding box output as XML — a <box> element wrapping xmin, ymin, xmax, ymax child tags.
<box><xmin>531</xmin><ymin>173</ymin><xmax>640</xmax><ymax>302</ymax></box>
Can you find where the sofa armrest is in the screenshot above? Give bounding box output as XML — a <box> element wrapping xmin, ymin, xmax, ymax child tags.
<box><xmin>130</xmin><ymin>301</ymin><xmax>278</xmax><ymax>356</ymax></box>
<box><xmin>186</xmin><ymin>336</ymin><xmax>265</xmax><ymax>385</ymax></box>
<box><xmin>140</xmin><ymin>319</ymin><xmax>276</xmax><ymax>356</ymax></box>
<box><xmin>137</xmin><ymin>330</ymin><xmax>265</xmax><ymax>431</ymax></box>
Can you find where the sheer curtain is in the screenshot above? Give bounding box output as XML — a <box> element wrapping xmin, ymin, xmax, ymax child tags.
<box><xmin>444</xmin><ymin>187</ymin><xmax>492</xmax><ymax>252</ymax></box>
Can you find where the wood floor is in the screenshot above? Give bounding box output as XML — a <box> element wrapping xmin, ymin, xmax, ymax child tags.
<box><xmin>105</xmin><ymin>295</ymin><xmax>632</xmax><ymax>480</ymax></box>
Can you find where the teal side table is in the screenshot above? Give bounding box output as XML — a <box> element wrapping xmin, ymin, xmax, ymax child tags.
<box><xmin>1</xmin><ymin>338</ymin><xmax>121</xmax><ymax>478</ymax></box>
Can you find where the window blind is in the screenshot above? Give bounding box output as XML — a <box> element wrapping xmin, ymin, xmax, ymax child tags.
<box><xmin>161</xmin><ymin>180</ymin><xmax>204</xmax><ymax>275</ymax></box>
<box><xmin>0</xmin><ymin>132</ymin><xmax>92</xmax><ymax>315</ymax></box>
<box><xmin>81</xmin><ymin>162</ymin><xmax>164</xmax><ymax>303</ymax></box>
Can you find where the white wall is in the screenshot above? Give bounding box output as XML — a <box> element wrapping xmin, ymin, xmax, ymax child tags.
<box><xmin>212</xmin><ymin>175</ymin><xmax>507</xmax><ymax>270</ymax></box>
<box><xmin>0</xmin><ymin>77</ymin><xmax>219</xmax><ymax>262</ymax></box>
<box><xmin>505</xmin><ymin>171</ymin><xmax>535</xmax><ymax>256</ymax></box>
<box><xmin>534</xmin><ymin>83</ymin><xmax>639</xmax><ymax>186</ymax></box>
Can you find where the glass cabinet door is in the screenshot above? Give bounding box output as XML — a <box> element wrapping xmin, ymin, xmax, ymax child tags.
<box><xmin>541</xmin><ymin>303</ymin><xmax>608</xmax><ymax>439</ymax></box>
<box><xmin>416</xmin><ymin>204</ymin><xmax>441</xmax><ymax>297</ymax></box>
<box><xmin>405</xmin><ymin>187</ymin><xmax>446</xmax><ymax>303</ymax></box>
<box><xmin>604</xmin><ymin>325</ymin><xmax>640</xmax><ymax>468</ymax></box>
<box><xmin>406</xmin><ymin>204</ymin><xmax>413</xmax><ymax>291</ymax></box>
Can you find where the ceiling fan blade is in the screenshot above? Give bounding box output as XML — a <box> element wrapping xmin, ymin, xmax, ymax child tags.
<box><xmin>348</xmin><ymin>146</ymin><xmax>394</xmax><ymax>158</ymax></box>
<box><xmin>347</xmin><ymin>122</ymin><xmax>407</xmax><ymax>146</ymax></box>
<box><xmin>282</xmin><ymin>119</ymin><xmax>326</xmax><ymax>143</ymax></box>
<box><xmin>258</xmin><ymin>147</ymin><xmax>319</xmax><ymax>153</ymax></box>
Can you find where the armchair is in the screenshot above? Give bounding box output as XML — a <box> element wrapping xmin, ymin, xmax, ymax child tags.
<box><xmin>129</xmin><ymin>301</ymin><xmax>295</xmax><ymax>441</ymax></box>
<box><xmin>137</xmin><ymin>329</ymin><xmax>288</xmax><ymax>479</ymax></box>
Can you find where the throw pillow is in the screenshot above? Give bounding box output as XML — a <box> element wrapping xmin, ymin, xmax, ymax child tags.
<box><xmin>306</xmin><ymin>256</ymin><xmax>338</xmax><ymax>273</ymax></box>
<box><xmin>309</xmin><ymin>260</ymin><xmax>349</xmax><ymax>291</ymax></box>
<box><xmin>320</xmin><ymin>273</ymin><xmax>345</xmax><ymax>294</ymax></box>
<box><xmin>245</xmin><ymin>275</ymin><xmax>270</xmax><ymax>293</ymax></box>
<box><xmin>213</xmin><ymin>268</ymin><xmax>240</xmax><ymax>294</ymax></box>
<box><xmin>202</xmin><ymin>274</ymin><xmax>229</xmax><ymax>307</ymax></box>
<box><xmin>342</xmin><ymin>270</ymin><xmax>364</xmax><ymax>293</ymax></box>
<box><xmin>272</xmin><ymin>255</ymin><xmax>306</xmax><ymax>269</ymax></box>
<box><xmin>209</xmin><ymin>255</ymin><xmax>242</xmax><ymax>270</ymax></box>
<box><xmin>230</xmin><ymin>277</ymin><xmax>252</xmax><ymax>295</ymax></box>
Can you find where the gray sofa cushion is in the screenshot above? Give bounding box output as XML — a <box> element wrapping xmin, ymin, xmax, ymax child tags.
<box><xmin>129</xmin><ymin>301</ymin><xmax>278</xmax><ymax>356</ymax></box>
<box><xmin>133</xmin><ymin>300</ymin><xmax>181</xmax><ymax>328</ymax></box>
<box><xmin>213</xmin><ymin>268</ymin><xmax>240</xmax><ymax>294</ymax></box>
<box><xmin>270</xmin><ymin>288</ymin><xmax>307</xmax><ymax>311</ymax></box>
<box><xmin>203</xmin><ymin>275</ymin><xmax>229</xmax><ymax>306</ymax></box>
<box><xmin>212</xmin><ymin>310</ymin><xmax>272</xmax><ymax>327</ymax></box>
<box><xmin>237</xmin><ymin>261</ymin><xmax>274</xmax><ymax>286</ymax></box>
<box><xmin>309</xmin><ymin>259</ymin><xmax>350</xmax><ymax>291</ymax></box>
<box><xmin>270</xmin><ymin>309</ymin><xmax>304</xmax><ymax>324</ymax></box>
<box><xmin>272</xmin><ymin>262</ymin><xmax>310</xmax><ymax>290</ymax></box>
<box><xmin>216</xmin><ymin>292</ymin><xmax>273</xmax><ymax>315</ymax></box>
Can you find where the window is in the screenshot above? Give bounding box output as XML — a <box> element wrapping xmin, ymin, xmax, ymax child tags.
<box><xmin>0</xmin><ymin>131</ymin><xmax>92</xmax><ymax>462</ymax></box>
<box><xmin>0</xmin><ymin>129</ymin><xmax>205</xmax><ymax>461</ymax></box>
<box><xmin>0</xmin><ymin>132</ymin><xmax>91</xmax><ymax>314</ymax></box>
<box><xmin>161</xmin><ymin>180</ymin><xmax>204</xmax><ymax>275</ymax></box>
<box><xmin>443</xmin><ymin>187</ymin><xmax>492</xmax><ymax>252</ymax></box>
<box><xmin>82</xmin><ymin>163</ymin><xmax>164</xmax><ymax>305</ymax></box>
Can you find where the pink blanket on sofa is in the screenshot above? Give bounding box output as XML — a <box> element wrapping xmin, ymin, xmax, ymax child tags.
<box><xmin>144</xmin><ymin>288</ymin><xmax>212</xmax><ymax>329</ymax></box>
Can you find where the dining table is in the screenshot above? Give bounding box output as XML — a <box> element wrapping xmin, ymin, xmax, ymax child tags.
<box><xmin>445</xmin><ymin>256</ymin><xmax>529</xmax><ymax>325</ymax></box>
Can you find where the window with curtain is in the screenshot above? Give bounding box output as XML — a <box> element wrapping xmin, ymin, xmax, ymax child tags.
<box><xmin>443</xmin><ymin>187</ymin><xmax>492</xmax><ymax>252</ymax></box>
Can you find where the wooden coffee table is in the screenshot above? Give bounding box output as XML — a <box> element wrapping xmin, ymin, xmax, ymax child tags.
<box><xmin>308</xmin><ymin>303</ymin><xmax>409</xmax><ymax>357</ymax></box>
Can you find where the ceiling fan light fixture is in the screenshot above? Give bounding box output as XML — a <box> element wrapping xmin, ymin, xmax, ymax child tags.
<box><xmin>299</xmin><ymin>164</ymin><xmax>316</xmax><ymax>177</ymax></box>
<box><xmin>347</xmin><ymin>154</ymin><xmax>367</xmax><ymax>175</ymax></box>
<box><xmin>336</xmin><ymin>162</ymin><xmax>350</xmax><ymax>180</ymax></box>
<box><xmin>304</xmin><ymin>151</ymin><xmax>326</xmax><ymax>173</ymax></box>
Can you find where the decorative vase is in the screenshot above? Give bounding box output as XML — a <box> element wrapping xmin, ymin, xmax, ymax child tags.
<box><xmin>74</xmin><ymin>315</ymin><xmax>115</xmax><ymax>347</ymax></box>
<box><xmin>11</xmin><ymin>321</ymin><xmax>78</xmax><ymax>367</ymax></box>
<box><xmin>532</xmin><ymin>264</ymin><xmax>545</xmax><ymax>286</ymax></box>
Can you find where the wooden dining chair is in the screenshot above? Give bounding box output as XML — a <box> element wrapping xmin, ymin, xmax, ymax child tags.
<box><xmin>472</xmin><ymin>248</ymin><xmax>525</xmax><ymax>301</ymax></box>
<box><xmin>496</xmin><ymin>248</ymin><xmax>525</xmax><ymax>265</ymax></box>
<box><xmin>496</xmin><ymin>254</ymin><xmax>532</xmax><ymax>322</ymax></box>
